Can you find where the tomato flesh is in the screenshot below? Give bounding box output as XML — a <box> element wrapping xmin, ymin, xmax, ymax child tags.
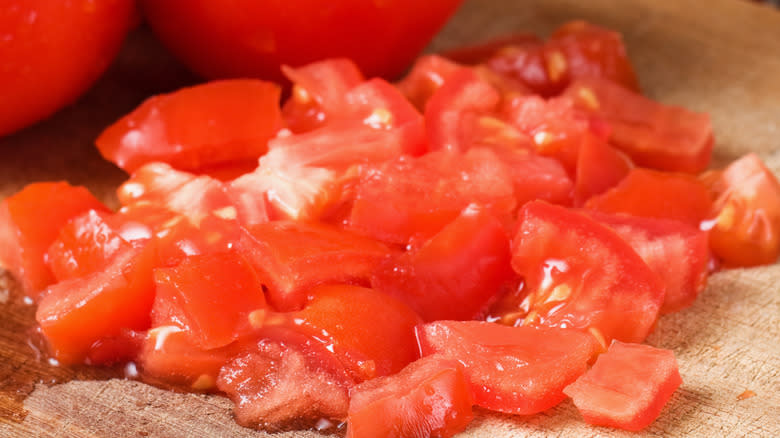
<box><xmin>707</xmin><ymin>153</ymin><xmax>780</xmax><ymax>267</ymax></box>
<box><xmin>371</xmin><ymin>204</ymin><xmax>513</xmax><ymax>321</ymax></box>
<box><xmin>564</xmin><ymin>341</ymin><xmax>682</xmax><ymax>431</ymax></box>
<box><xmin>417</xmin><ymin>321</ymin><xmax>597</xmax><ymax>415</ymax></box>
<box><xmin>346</xmin><ymin>355</ymin><xmax>474</xmax><ymax>438</ymax></box>
<box><xmin>508</xmin><ymin>201</ymin><xmax>665</xmax><ymax>344</ymax></box>
<box><xmin>0</xmin><ymin>182</ymin><xmax>108</xmax><ymax>298</ymax></box>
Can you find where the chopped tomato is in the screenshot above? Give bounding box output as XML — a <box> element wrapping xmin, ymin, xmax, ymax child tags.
<box><xmin>417</xmin><ymin>321</ymin><xmax>597</xmax><ymax>415</ymax></box>
<box><xmin>96</xmin><ymin>79</ymin><xmax>283</xmax><ymax>173</ymax></box>
<box><xmin>585</xmin><ymin>168</ymin><xmax>713</xmax><ymax>227</ymax></box>
<box><xmin>237</xmin><ymin>221</ymin><xmax>395</xmax><ymax>311</ymax></box>
<box><xmin>424</xmin><ymin>68</ymin><xmax>501</xmax><ymax>152</ymax></box>
<box><xmin>483</xmin><ymin>21</ymin><xmax>638</xmax><ymax>97</ymax></box>
<box><xmin>85</xmin><ymin>328</ymin><xmax>144</xmax><ymax>366</ymax></box>
<box><xmin>442</xmin><ymin>33</ymin><xmax>542</xmax><ymax>65</ymax></box>
<box><xmin>507</xmin><ymin>201</ymin><xmax>665</xmax><ymax>344</ymax></box>
<box><xmin>346</xmin><ymin>355</ymin><xmax>473</xmax><ymax>438</ymax></box>
<box><xmin>217</xmin><ymin>329</ymin><xmax>355</xmax><ymax>430</ymax></box>
<box><xmin>0</xmin><ymin>182</ymin><xmax>108</xmax><ymax>298</ymax></box>
<box><xmin>583</xmin><ymin>210</ymin><xmax>710</xmax><ymax>314</ymax></box>
<box><xmin>281</xmin><ymin>58</ymin><xmax>365</xmax><ymax>133</ymax></box>
<box><xmin>274</xmin><ymin>284</ymin><xmax>422</xmax><ymax>382</ymax></box>
<box><xmin>564</xmin><ymin>341</ymin><xmax>682</xmax><ymax>431</ymax></box>
<box><xmin>349</xmin><ymin>148</ymin><xmax>516</xmax><ymax>245</ymax></box>
<box><xmin>35</xmin><ymin>244</ymin><xmax>156</xmax><ymax>364</ymax></box>
<box><xmin>706</xmin><ymin>153</ymin><xmax>780</xmax><ymax>267</ymax></box>
<box><xmin>47</xmin><ymin>209</ymin><xmax>131</xmax><ymax>282</ymax></box>
<box><xmin>371</xmin><ymin>204</ymin><xmax>513</xmax><ymax>321</ymax></box>
<box><xmin>573</xmin><ymin>136</ymin><xmax>633</xmax><ymax>206</ymax></box>
<box><xmin>108</xmin><ymin>203</ymin><xmax>180</xmax><ymax>243</ymax></box>
<box><xmin>151</xmin><ymin>214</ymin><xmax>241</xmax><ymax>268</ymax></box>
<box><xmin>152</xmin><ymin>251</ymin><xmax>266</xmax><ymax>349</ymax></box>
<box><xmin>564</xmin><ymin>77</ymin><xmax>713</xmax><ymax>173</ymax></box>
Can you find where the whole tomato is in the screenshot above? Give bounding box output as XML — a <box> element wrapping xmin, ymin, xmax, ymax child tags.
<box><xmin>0</xmin><ymin>1</ymin><xmax>137</xmax><ymax>137</ymax></box>
<box><xmin>140</xmin><ymin>0</ymin><xmax>464</xmax><ymax>82</ymax></box>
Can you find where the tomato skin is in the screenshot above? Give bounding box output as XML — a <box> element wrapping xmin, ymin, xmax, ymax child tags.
<box><xmin>0</xmin><ymin>0</ymin><xmax>136</xmax><ymax>136</ymax></box>
<box><xmin>707</xmin><ymin>153</ymin><xmax>780</xmax><ymax>267</ymax></box>
<box><xmin>371</xmin><ymin>205</ymin><xmax>513</xmax><ymax>322</ymax></box>
<box><xmin>564</xmin><ymin>78</ymin><xmax>713</xmax><ymax>173</ymax></box>
<box><xmin>509</xmin><ymin>201</ymin><xmax>665</xmax><ymax>344</ymax></box>
<box><xmin>140</xmin><ymin>0</ymin><xmax>463</xmax><ymax>83</ymax></box>
<box><xmin>573</xmin><ymin>136</ymin><xmax>633</xmax><ymax>206</ymax></box>
<box><xmin>346</xmin><ymin>355</ymin><xmax>474</xmax><ymax>438</ymax></box>
<box><xmin>0</xmin><ymin>182</ymin><xmax>109</xmax><ymax>298</ymax></box>
<box><xmin>417</xmin><ymin>321</ymin><xmax>597</xmax><ymax>415</ymax></box>
<box><xmin>585</xmin><ymin>168</ymin><xmax>714</xmax><ymax>228</ymax></box>
<box><xmin>35</xmin><ymin>244</ymin><xmax>157</xmax><ymax>365</ymax></box>
<box><xmin>564</xmin><ymin>341</ymin><xmax>682</xmax><ymax>431</ymax></box>
<box><xmin>96</xmin><ymin>80</ymin><xmax>283</xmax><ymax>173</ymax></box>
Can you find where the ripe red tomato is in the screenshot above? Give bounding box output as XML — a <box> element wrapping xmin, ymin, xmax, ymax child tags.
<box><xmin>0</xmin><ymin>0</ymin><xmax>136</xmax><ymax>136</ymax></box>
<box><xmin>139</xmin><ymin>0</ymin><xmax>464</xmax><ymax>82</ymax></box>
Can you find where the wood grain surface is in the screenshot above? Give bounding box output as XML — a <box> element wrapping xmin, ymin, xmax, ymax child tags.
<box><xmin>2</xmin><ymin>0</ymin><xmax>779</xmax><ymax>436</ymax></box>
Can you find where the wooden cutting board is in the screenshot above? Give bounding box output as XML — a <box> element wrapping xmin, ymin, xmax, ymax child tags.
<box><xmin>1</xmin><ymin>0</ymin><xmax>779</xmax><ymax>436</ymax></box>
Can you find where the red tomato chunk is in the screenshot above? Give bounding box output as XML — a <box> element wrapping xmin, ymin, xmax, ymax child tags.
<box><xmin>564</xmin><ymin>341</ymin><xmax>682</xmax><ymax>431</ymax></box>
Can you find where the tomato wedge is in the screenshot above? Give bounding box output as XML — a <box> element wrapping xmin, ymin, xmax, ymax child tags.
<box><xmin>346</xmin><ymin>355</ymin><xmax>473</xmax><ymax>438</ymax></box>
<box><xmin>508</xmin><ymin>201</ymin><xmax>665</xmax><ymax>344</ymax></box>
<box><xmin>97</xmin><ymin>79</ymin><xmax>283</xmax><ymax>173</ymax></box>
<box><xmin>564</xmin><ymin>341</ymin><xmax>682</xmax><ymax>431</ymax></box>
<box><xmin>417</xmin><ymin>321</ymin><xmax>597</xmax><ymax>415</ymax></box>
<box><xmin>706</xmin><ymin>153</ymin><xmax>780</xmax><ymax>267</ymax></box>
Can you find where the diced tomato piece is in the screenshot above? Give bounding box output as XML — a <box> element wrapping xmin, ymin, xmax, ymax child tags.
<box><xmin>508</xmin><ymin>201</ymin><xmax>665</xmax><ymax>344</ymax></box>
<box><xmin>346</xmin><ymin>355</ymin><xmax>473</xmax><ymax>438</ymax></box>
<box><xmin>344</xmin><ymin>78</ymin><xmax>423</xmax><ymax>127</ymax></box>
<box><xmin>564</xmin><ymin>341</ymin><xmax>682</xmax><ymax>431</ymax></box>
<box><xmin>396</xmin><ymin>55</ymin><xmax>465</xmax><ymax>111</ymax></box>
<box><xmin>585</xmin><ymin>168</ymin><xmax>713</xmax><ymax>227</ymax></box>
<box><xmin>424</xmin><ymin>68</ymin><xmax>500</xmax><ymax>152</ymax></box>
<box><xmin>491</xmin><ymin>149</ymin><xmax>574</xmax><ymax>207</ymax></box>
<box><xmin>96</xmin><ymin>79</ymin><xmax>283</xmax><ymax>173</ymax></box>
<box><xmin>281</xmin><ymin>58</ymin><xmax>365</xmax><ymax>132</ymax></box>
<box><xmin>47</xmin><ymin>209</ymin><xmax>131</xmax><ymax>282</ymax></box>
<box><xmin>217</xmin><ymin>329</ymin><xmax>354</xmax><ymax>430</ymax></box>
<box><xmin>483</xmin><ymin>21</ymin><xmax>638</xmax><ymax>97</ymax></box>
<box><xmin>564</xmin><ymin>77</ymin><xmax>713</xmax><ymax>173</ymax></box>
<box><xmin>0</xmin><ymin>182</ymin><xmax>108</xmax><ymax>297</ymax></box>
<box><xmin>504</xmin><ymin>95</ymin><xmax>606</xmax><ymax>174</ymax></box>
<box><xmin>118</xmin><ymin>162</ymin><xmax>235</xmax><ymax>222</ymax></box>
<box><xmin>152</xmin><ymin>251</ymin><xmax>266</xmax><ymax>349</ymax></box>
<box><xmin>349</xmin><ymin>148</ymin><xmax>516</xmax><ymax>245</ymax></box>
<box><xmin>271</xmin><ymin>284</ymin><xmax>422</xmax><ymax>382</ymax></box>
<box><xmin>583</xmin><ymin>210</ymin><xmax>710</xmax><ymax>314</ymax></box>
<box><xmin>372</xmin><ymin>205</ymin><xmax>513</xmax><ymax>321</ymax></box>
<box><xmin>573</xmin><ymin>136</ymin><xmax>633</xmax><ymax>205</ymax></box>
<box><xmin>442</xmin><ymin>33</ymin><xmax>542</xmax><ymax>65</ymax></box>
<box><xmin>237</xmin><ymin>221</ymin><xmax>395</xmax><ymax>311</ymax></box>
<box><xmin>417</xmin><ymin>321</ymin><xmax>597</xmax><ymax>415</ymax></box>
<box><xmin>139</xmin><ymin>326</ymin><xmax>252</xmax><ymax>391</ymax></box>
<box><xmin>706</xmin><ymin>153</ymin><xmax>780</xmax><ymax>267</ymax></box>
<box><xmin>35</xmin><ymin>244</ymin><xmax>156</xmax><ymax>364</ymax></box>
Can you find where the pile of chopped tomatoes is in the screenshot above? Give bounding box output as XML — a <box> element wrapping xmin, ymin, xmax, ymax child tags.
<box><xmin>2</xmin><ymin>21</ymin><xmax>780</xmax><ymax>437</ymax></box>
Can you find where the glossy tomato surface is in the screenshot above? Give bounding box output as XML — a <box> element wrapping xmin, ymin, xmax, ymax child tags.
<box><xmin>140</xmin><ymin>0</ymin><xmax>463</xmax><ymax>82</ymax></box>
<box><xmin>0</xmin><ymin>0</ymin><xmax>136</xmax><ymax>136</ymax></box>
